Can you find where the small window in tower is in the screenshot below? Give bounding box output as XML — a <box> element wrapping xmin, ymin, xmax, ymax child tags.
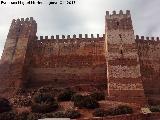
<box><xmin>117</xmin><ymin>22</ymin><xmax>119</xmax><ymax>26</ymax></box>
<box><xmin>120</xmin><ymin>50</ymin><xmax>123</xmax><ymax>55</ymax></box>
<box><xmin>119</xmin><ymin>34</ymin><xmax>122</xmax><ymax>38</ymax></box>
<box><xmin>18</xmin><ymin>28</ymin><xmax>21</xmax><ymax>32</ymax></box>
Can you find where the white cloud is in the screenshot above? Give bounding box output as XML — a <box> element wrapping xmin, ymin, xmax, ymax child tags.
<box><xmin>0</xmin><ymin>0</ymin><xmax>160</xmax><ymax>57</ymax></box>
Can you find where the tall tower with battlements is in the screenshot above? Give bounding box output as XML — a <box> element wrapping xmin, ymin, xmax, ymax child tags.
<box><xmin>0</xmin><ymin>17</ymin><xmax>37</xmax><ymax>90</ymax></box>
<box><xmin>105</xmin><ymin>10</ymin><xmax>146</xmax><ymax>104</ymax></box>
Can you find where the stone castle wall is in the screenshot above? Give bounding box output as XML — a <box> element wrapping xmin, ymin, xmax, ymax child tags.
<box><xmin>26</xmin><ymin>35</ymin><xmax>107</xmax><ymax>88</ymax></box>
<box><xmin>1</xmin><ymin>11</ymin><xmax>160</xmax><ymax>104</ymax></box>
<box><xmin>136</xmin><ymin>36</ymin><xmax>160</xmax><ymax>104</ymax></box>
<box><xmin>105</xmin><ymin>10</ymin><xmax>146</xmax><ymax>104</ymax></box>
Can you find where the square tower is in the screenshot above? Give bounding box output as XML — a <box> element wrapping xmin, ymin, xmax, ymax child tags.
<box><xmin>0</xmin><ymin>18</ymin><xmax>37</xmax><ymax>90</ymax></box>
<box><xmin>105</xmin><ymin>10</ymin><xmax>146</xmax><ymax>104</ymax></box>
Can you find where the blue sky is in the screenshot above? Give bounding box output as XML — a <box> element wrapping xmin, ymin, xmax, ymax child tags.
<box><xmin>0</xmin><ymin>0</ymin><xmax>160</xmax><ymax>56</ymax></box>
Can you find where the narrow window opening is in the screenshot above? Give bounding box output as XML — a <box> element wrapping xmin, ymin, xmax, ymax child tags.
<box><xmin>120</xmin><ymin>50</ymin><xmax>123</xmax><ymax>55</ymax></box>
<box><xmin>119</xmin><ymin>34</ymin><xmax>122</xmax><ymax>38</ymax></box>
<box><xmin>117</xmin><ymin>22</ymin><xmax>119</xmax><ymax>26</ymax></box>
<box><xmin>18</xmin><ymin>28</ymin><xmax>21</xmax><ymax>32</ymax></box>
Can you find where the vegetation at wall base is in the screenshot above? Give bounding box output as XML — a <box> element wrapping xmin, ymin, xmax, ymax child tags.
<box><xmin>57</xmin><ymin>88</ymin><xmax>75</xmax><ymax>101</ymax></box>
<box><xmin>150</xmin><ymin>105</ymin><xmax>160</xmax><ymax>112</ymax></box>
<box><xmin>65</xmin><ymin>109</ymin><xmax>81</xmax><ymax>119</ymax></box>
<box><xmin>90</xmin><ymin>91</ymin><xmax>105</xmax><ymax>101</ymax></box>
<box><xmin>93</xmin><ymin>108</ymin><xmax>110</xmax><ymax>117</ymax></box>
<box><xmin>0</xmin><ymin>98</ymin><xmax>12</xmax><ymax>113</ymax></box>
<box><xmin>0</xmin><ymin>112</ymin><xmax>16</xmax><ymax>120</ymax></box>
<box><xmin>72</xmin><ymin>94</ymin><xmax>99</xmax><ymax>109</ymax></box>
<box><xmin>31</xmin><ymin>93</ymin><xmax>58</xmax><ymax>113</ymax></box>
<box><xmin>93</xmin><ymin>105</ymin><xmax>133</xmax><ymax>117</ymax></box>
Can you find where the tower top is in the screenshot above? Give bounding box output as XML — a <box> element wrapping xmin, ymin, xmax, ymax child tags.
<box><xmin>105</xmin><ymin>10</ymin><xmax>133</xmax><ymax>31</ymax></box>
<box><xmin>11</xmin><ymin>17</ymin><xmax>36</xmax><ymax>26</ymax></box>
<box><xmin>8</xmin><ymin>17</ymin><xmax>37</xmax><ymax>39</ymax></box>
<box><xmin>106</xmin><ymin>10</ymin><xmax>131</xmax><ymax>19</ymax></box>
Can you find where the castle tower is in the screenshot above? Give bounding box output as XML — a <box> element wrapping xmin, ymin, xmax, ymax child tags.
<box><xmin>0</xmin><ymin>17</ymin><xmax>37</xmax><ymax>89</ymax></box>
<box><xmin>105</xmin><ymin>10</ymin><xmax>146</xmax><ymax>104</ymax></box>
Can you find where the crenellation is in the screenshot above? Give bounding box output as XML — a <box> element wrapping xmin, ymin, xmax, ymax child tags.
<box><xmin>36</xmin><ymin>34</ymin><xmax>105</xmax><ymax>41</ymax></box>
<box><xmin>51</xmin><ymin>36</ymin><xmax>54</xmax><ymax>39</ymax></box>
<box><xmin>12</xmin><ymin>19</ymin><xmax>16</xmax><ymax>24</ymax></box>
<box><xmin>141</xmin><ymin>36</ymin><xmax>144</xmax><ymax>40</ymax></box>
<box><xmin>136</xmin><ymin>35</ymin><xmax>139</xmax><ymax>39</ymax></box>
<box><xmin>67</xmin><ymin>35</ymin><xmax>71</xmax><ymax>39</ymax></box>
<box><xmin>62</xmin><ymin>35</ymin><xmax>65</xmax><ymax>39</ymax></box>
<box><xmin>56</xmin><ymin>35</ymin><xmax>59</xmax><ymax>39</ymax></box>
<box><xmin>21</xmin><ymin>18</ymin><xmax>24</xmax><ymax>22</ymax></box>
<box><xmin>40</xmin><ymin>36</ymin><xmax>43</xmax><ymax>40</ymax></box>
<box><xmin>126</xmin><ymin>10</ymin><xmax>131</xmax><ymax>15</ymax></box>
<box><xmin>85</xmin><ymin>34</ymin><xmax>88</xmax><ymax>38</ymax></box>
<box><xmin>91</xmin><ymin>34</ymin><xmax>94</xmax><ymax>38</ymax></box>
<box><xmin>106</xmin><ymin>11</ymin><xmax>109</xmax><ymax>16</ymax></box>
<box><xmin>103</xmin><ymin>34</ymin><xmax>105</xmax><ymax>38</ymax></box>
<box><xmin>45</xmin><ymin>36</ymin><xmax>48</xmax><ymax>40</ymax></box>
<box><xmin>119</xmin><ymin>10</ymin><xmax>123</xmax><ymax>15</ymax></box>
<box><xmin>30</xmin><ymin>17</ymin><xmax>34</xmax><ymax>21</ymax></box>
<box><xmin>79</xmin><ymin>34</ymin><xmax>82</xmax><ymax>38</ymax></box>
<box><xmin>106</xmin><ymin>10</ymin><xmax>131</xmax><ymax>19</ymax></box>
<box><xmin>73</xmin><ymin>34</ymin><xmax>76</xmax><ymax>38</ymax></box>
<box><xmin>16</xmin><ymin>18</ymin><xmax>20</xmax><ymax>23</ymax></box>
<box><xmin>25</xmin><ymin>18</ymin><xmax>29</xmax><ymax>22</ymax></box>
<box><xmin>113</xmin><ymin>10</ymin><xmax>116</xmax><ymax>15</ymax></box>
<box><xmin>97</xmin><ymin>34</ymin><xmax>99</xmax><ymax>38</ymax></box>
<box><xmin>136</xmin><ymin>36</ymin><xmax>160</xmax><ymax>42</ymax></box>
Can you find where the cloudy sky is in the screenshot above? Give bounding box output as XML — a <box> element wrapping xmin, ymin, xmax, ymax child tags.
<box><xmin>0</xmin><ymin>0</ymin><xmax>160</xmax><ymax>56</ymax></box>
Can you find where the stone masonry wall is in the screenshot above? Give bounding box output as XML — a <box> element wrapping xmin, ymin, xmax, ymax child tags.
<box><xmin>105</xmin><ymin>10</ymin><xmax>146</xmax><ymax>104</ymax></box>
<box><xmin>26</xmin><ymin>35</ymin><xmax>107</xmax><ymax>89</ymax></box>
<box><xmin>136</xmin><ymin>36</ymin><xmax>160</xmax><ymax>104</ymax></box>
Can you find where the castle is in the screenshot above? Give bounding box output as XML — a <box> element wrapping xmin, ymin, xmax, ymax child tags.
<box><xmin>0</xmin><ymin>10</ymin><xmax>160</xmax><ymax>105</ymax></box>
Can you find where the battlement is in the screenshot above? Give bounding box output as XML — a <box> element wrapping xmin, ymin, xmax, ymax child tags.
<box><xmin>135</xmin><ymin>35</ymin><xmax>160</xmax><ymax>41</ymax></box>
<box><xmin>11</xmin><ymin>17</ymin><xmax>36</xmax><ymax>25</ymax></box>
<box><xmin>105</xmin><ymin>10</ymin><xmax>132</xmax><ymax>30</ymax></box>
<box><xmin>7</xmin><ymin>17</ymin><xmax>37</xmax><ymax>39</ymax></box>
<box><xmin>106</xmin><ymin>10</ymin><xmax>131</xmax><ymax>19</ymax></box>
<box><xmin>38</xmin><ymin>34</ymin><xmax>105</xmax><ymax>40</ymax></box>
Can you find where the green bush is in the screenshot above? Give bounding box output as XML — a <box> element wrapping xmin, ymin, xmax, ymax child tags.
<box><xmin>83</xmin><ymin>96</ymin><xmax>99</xmax><ymax>109</ymax></box>
<box><xmin>31</xmin><ymin>102</ymin><xmax>58</xmax><ymax>113</ymax></box>
<box><xmin>71</xmin><ymin>94</ymin><xmax>83</xmax><ymax>102</ymax></box>
<box><xmin>65</xmin><ymin>109</ymin><xmax>81</xmax><ymax>119</ymax></box>
<box><xmin>52</xmin><ymin>111</ymin><xmax>66</xmax><ymax>118</ymax></box>
<box><xmin>93</xmin><ymin>108</ymin><xmax>109</xmax><ymax>117</ymax></box>
<box><xmin>73</xmin><ymin>94</ymin><xmax>99</xmax><ymax>109</ymax></box>
<box><xmin>15</xmin><ymin>88</ymin><xmax>27</xmax><ymax>95</ymax></box>
<box><xmin>14</xmin><ymin>112</ymin><xmax>29</xmax><ymax>120</ymax></box>
<box><xmin>58</xmin><ymin>89</ymin><xmax>75</xmax><ymax>101</ymax></box>
<box><xmin>90</xmin><ymin>91</ymin><xmax>105</xmax><ymax>101</ymax></box>
<box><xmin>93</xmin><ymin>105</ymin><xmax>133</xmax><ymax>117</ymax></box>
<box><xmin>0</xmin><ymin>98</ymin><xmax>12</xmax><ymax>113</ymax></box>
<box><xmin>33</xmin><ymin>93</ymin><xmax>54</xmax><ymax>104</ymax></box>
<box><xmin>150</xmin><ymin>106</ymin><xmax>160</xmax><ymax>112</ymax></box>
<box><xmin>43</xmin><ymin>113</ymin><xmax>54</xmax><ymax>118</ymax></box>
<box><xmin>37</xmin><ymin>86</ymin><xmax>53</xmax><ymax>94</ymax></box>
<box><xmin>0</xmin><ymin>112</ymin><xmax>15</xmax><ymax>120</ymax></box>
<box><xmin>108</xmin><ymin>105</ymin><xmax>133</xmax><ymax>115</ymax></box>
<box><xmin>27</xmin><ymin>113</ymin><xmax>43</xmax><ymax>120</ymax></box>
<box><xmin>31</xmin><ymin>93</ymin><xmax>58</xmax><ymax>113</ymax></box>
<box><xmin>43</xmin><ymin>110</ymin><xmax>81</xmax><ymax>119</ymax></box>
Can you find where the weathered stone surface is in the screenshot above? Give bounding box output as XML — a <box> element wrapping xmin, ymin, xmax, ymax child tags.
<box><xmin>0</xmin><ymin>10</ymin><xmax>160</xmax><ymax>105</ymax></box>
<box><xmin>105</xmin><ymin>10</ymin><xmax>146</xmax><ymax>104</ymax></box>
